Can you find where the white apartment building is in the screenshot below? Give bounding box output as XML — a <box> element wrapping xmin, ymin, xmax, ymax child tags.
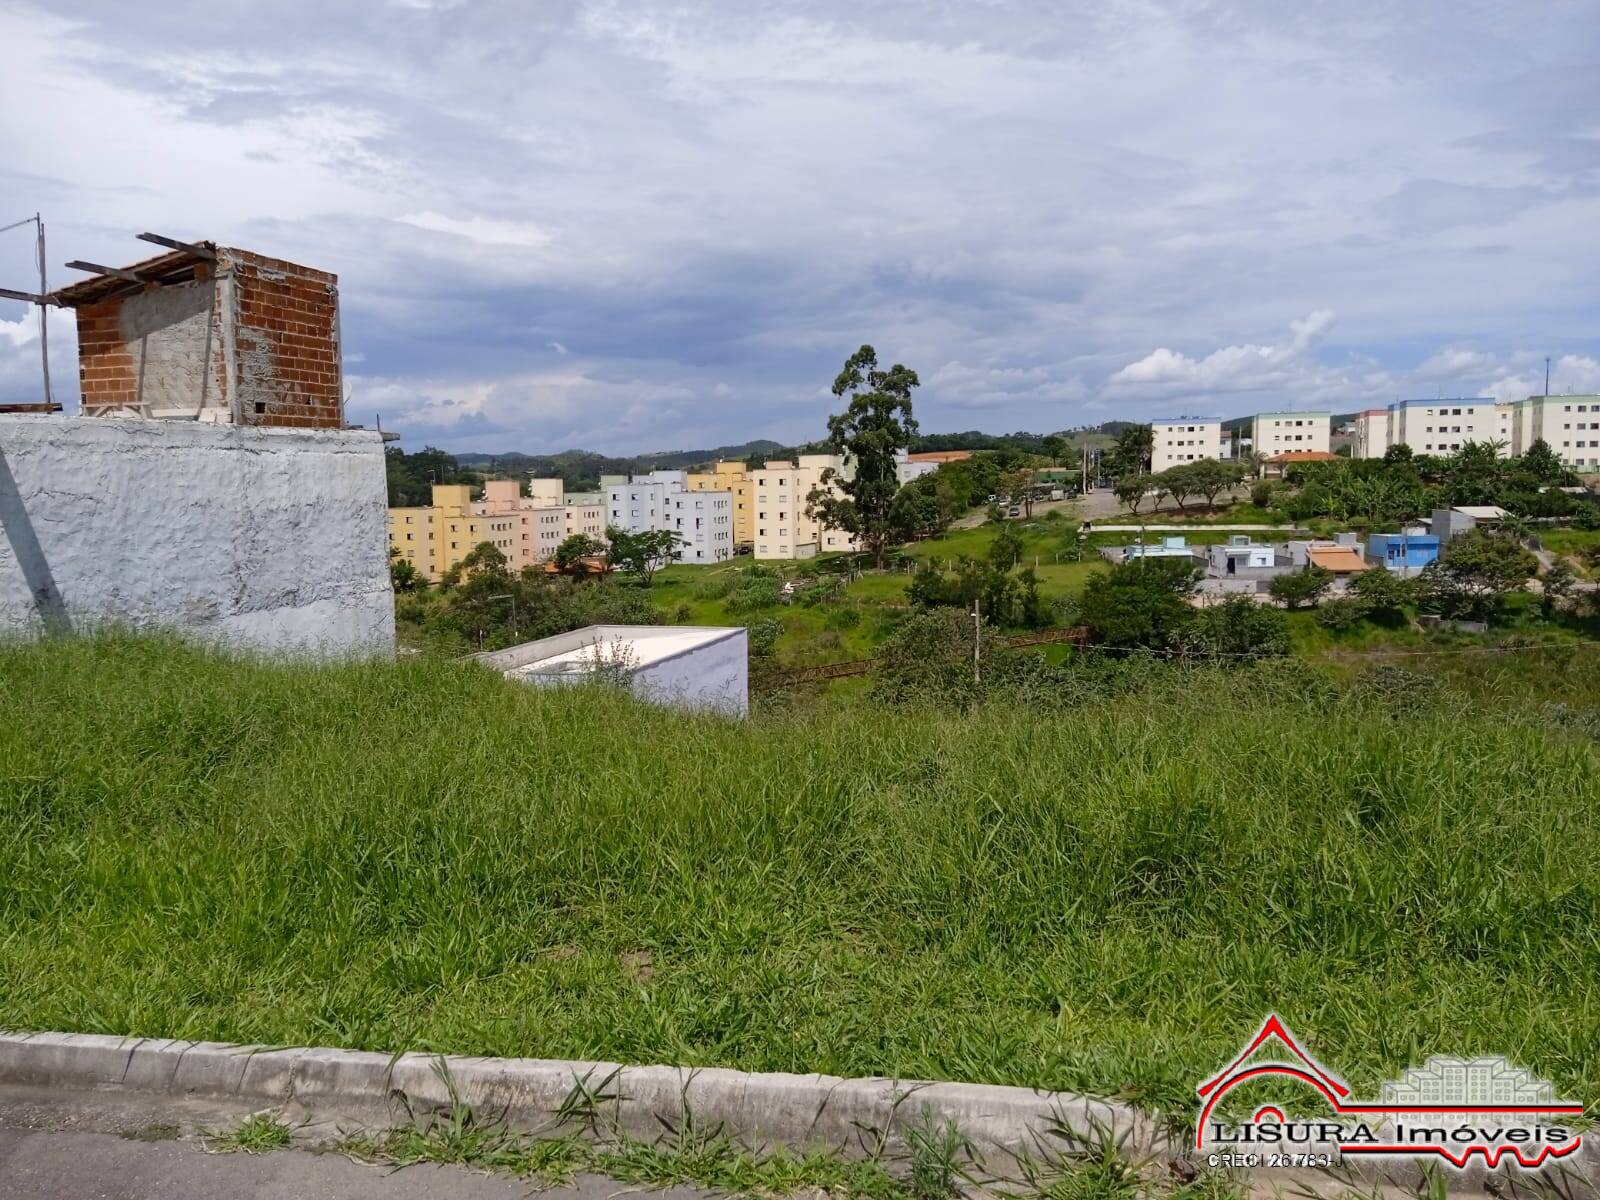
<box><xmin>1509</xmin><ymin>395</ymin><xmax>1600</xmax><ymax>469</ymax></box>
<box><xmin>1353</xmin><ymin>409</ymin><xmax>1390</xmax><ymax>459</ymax></box>
<box><xmin>1382</xmin><ymin>398</ymin><xmax>1510</xmax><ymax>458</ymax></box>
<box><xmin>667</xmin><ymin>491</ymin><xmax>734</xmax><ymax>562</ymax></box>
<box><xmin>606</xmin><ymin>471</ymin><xmax>733</xmax><ymax>564</ymax></box>
<box><xmin>1151</xmin><ymin>418</ymin><xmax>1225</xmax><ymax>471</ymax></box>
<box><xmin>751</xmin><ymin>453</ymin><xmax>857</xmax><ymax>559</ymax></box>
<box><xmin>1252</xmin><ymin>411</ymin><xmax>1332</xmax><ymax>457</ymax></box>
<box><xmin>564</xmin><ymin>493</ymin><xmax>606</xmax><ymax>540</ymax></box>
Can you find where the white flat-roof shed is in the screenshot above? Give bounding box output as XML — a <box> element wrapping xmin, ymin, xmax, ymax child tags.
<box><xmin>477</xmin><ymin>624</ymin><xmax>748</xmax><ymax>717</ymax></box>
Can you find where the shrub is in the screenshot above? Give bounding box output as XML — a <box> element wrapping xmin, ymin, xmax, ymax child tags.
<box><xmin>1078</xmin><ymin>558</ymin><xmax>1199</xmax><ymax>648</ymax></box>
<box><xmin>824</xmin><ymin>606</ymin><xmax>861</xmax><ymax>631</ymax></box>
<box><xmin>726</xmin><ymin>577</ymin><xmax>782</xmax><ymax>615</ymax></box>
<box><xmin>1315</xmin><ymin>597</ymin><xmax>1367</xmax><ymax>631</ymax></box>
<box><xmin>1177</xmin><ymin>596</ymin><xmax>1290</xmax><ymax>659</ymax></box>
<box><xmin>1352</xmin><ymin>663</ymin><xmax>1443</xmax><ymax>713</ymax></box>
<box><xmin>746</xmin><ymin>618</ymin><xmax>783</xmax><ymax>660</ymax></box>
<box><xmin>1269</xmin><ymin>566</ymin><xmax>1333</xmax><ymax>610</ymax></box>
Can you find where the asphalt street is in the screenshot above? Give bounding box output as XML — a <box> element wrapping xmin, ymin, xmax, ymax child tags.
<box><xmin>0</xmin><ymin>1126</ymin><xmax>717</xmax><ymax>1200</ymax></box>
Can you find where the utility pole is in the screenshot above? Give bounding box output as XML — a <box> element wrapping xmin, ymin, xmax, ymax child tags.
<box><xmin>1545</xmin><ymin>356</ymin><xmax>1551</xmax><ymax>398</ymax></box>
<box><xmin>0</xmin><ymin>213</ymin><xmax>53</xmax><ymax>408</ymax></box>
<box><xmin>972</xmin><ymin>598</ymin><xmax>982</xmax><ymax>685</ymax></box>
<box><xmin>34</xmin><ymin>214</ymin><xmax>50</xmax><ymax>410</ymax></box>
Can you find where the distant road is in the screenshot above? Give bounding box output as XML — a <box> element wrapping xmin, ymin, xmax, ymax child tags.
<box><xmin>1085</xmin><ymin>523</ymin><xmax>1306</xmax><ymax>532</ymax></box>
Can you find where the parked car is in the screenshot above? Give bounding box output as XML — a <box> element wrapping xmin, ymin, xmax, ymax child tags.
<box><xmin>1008</xmin><ymin>506</ymin><xmax>1021</xmax><ymax>517</ymax></box>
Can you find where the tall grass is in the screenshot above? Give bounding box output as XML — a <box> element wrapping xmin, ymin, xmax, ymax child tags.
<box><xmin>1</xmin><ymin>634</ymin><xmax>1597</xmax><ymax>1119</ymax></box>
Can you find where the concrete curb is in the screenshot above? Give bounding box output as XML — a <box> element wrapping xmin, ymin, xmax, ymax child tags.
<box><xmin>5</xmin><ymin>1031</ymin><xmax>1594</xmax><ymax>1195</ymax></box>
<box><xmin>0</xmin><ymin>1030</ymin><xmax>1162</xmax><ymax>1169</ymax></box>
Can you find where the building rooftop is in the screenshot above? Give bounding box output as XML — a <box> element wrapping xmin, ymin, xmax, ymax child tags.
<box><xmin>1452</xmin><ymin>505</ymin><xmax>1508</xmax><ymax>520</ymax></box>
<box><xmin>1151</xmin><ymin>416</ymin><xmax>1221</xmax><ymax>424</ymax></box>
<box><xmin>1254</xmin><ymin>411</ymin><xmax>1333</xmax><ymax>419</ymax></box>
<box><xmin>1265</xmin><ymin>450</ymin><xmax>1341</xmax><ymax>463</ymax></box>
<box><xmin>476</xmin><ymin>624</ymin><xmax>743</xmax><ymax>678</ymax></box>
<box><xmin>1307</xmin><ymin>547</ymin><xmax>1369</xmax><ymax>573</ymax></box>
<box><xmin>1394</xmin><ymin>397</ymin><xmax>1495</xmax><ymax>408</ymax></box>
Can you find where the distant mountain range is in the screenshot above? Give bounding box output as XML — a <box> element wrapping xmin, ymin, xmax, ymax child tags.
<box><xmin>451</xmin><ymin>424</ymin><xmax>1133</xmax><ymax>481</ymax></box>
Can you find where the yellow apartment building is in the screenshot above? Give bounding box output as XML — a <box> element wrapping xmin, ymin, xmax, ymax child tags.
<box><xmin>389</xmin><ymin>484</ymin><xmax>521</xmax><ymax>581</ymax></box>
<box><xmin>750</xmin><ymin>454</ymin><xmax>857</xmax><ymax>559</ymax></box>
<box><xmin>389</xmin><ymin>478</ymin><xmax>609</xmax><ymax>581</ymax></box>
<box><xmin>686</xmin><ymin>460</ymin><xmax>754</xmax><ymax>546</ymax></box>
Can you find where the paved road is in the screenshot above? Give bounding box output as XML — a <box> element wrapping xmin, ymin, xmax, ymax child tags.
<box><xmin>0</xmin><ymin>1126</ymin><xmax>715</xmax><ymax>1200</ymax></box>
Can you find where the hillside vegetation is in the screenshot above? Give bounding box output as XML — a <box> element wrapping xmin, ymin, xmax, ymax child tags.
<box><xmin>1</xmin><ymin>635</ymin><xmax>1598</xmax><ymax>1121</ymax></box>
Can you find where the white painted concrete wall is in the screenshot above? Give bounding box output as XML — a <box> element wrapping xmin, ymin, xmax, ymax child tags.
<box><xmin>631</xmin><ymin>628</ymin><xmax>748</xmax><ymax>717</ymax></box>
<box><xmin>0</xmin><ymin>415</ymin><xmax>394</xmax><ymax>656</ymax></box>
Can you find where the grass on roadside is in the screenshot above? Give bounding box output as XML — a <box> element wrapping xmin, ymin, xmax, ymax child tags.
<box><xmin>2</xmin><ymin>633</ymin><xmax>1599</xmax><ymax>1129</ymax></box>
<box><xmin>205</xmin><ymin>1112</ymin><xmax>294</xmax><ymax>1154</ymax></box>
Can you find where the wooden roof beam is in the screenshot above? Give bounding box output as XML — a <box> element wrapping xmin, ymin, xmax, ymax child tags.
<box><xmin>136</xmin><ymin>232</ymin><xmax>216</xmax><ymax>261</ymax></box>
<box><xmin>65</xmin><ymin>260</ymin><xmax>147</xmax><ymax>285</ymax></box>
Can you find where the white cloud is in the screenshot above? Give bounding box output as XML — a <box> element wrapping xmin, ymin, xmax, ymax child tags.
<box><xmin>397</xmin><ymin>212</ymin><xmax>553</xmax><ymax>251</ymax></box>
<box><xmin>3</xmin><ymin>1</ymin><xmax>1598</xmax><ymax>440</ymax></box>
<box><xmin>1107</xmin><ymin>309</ymin><xmax>1336</xmax><ymax>393</ymax></box>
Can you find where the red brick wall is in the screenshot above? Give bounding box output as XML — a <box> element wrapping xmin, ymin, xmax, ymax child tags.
<box><xmin>73</xmin><ymin>247</ymin><xmax>343</xmax><ymax>429</ymax></box>
<box><xmin>227</xmin><ymin>249</ymin><xmax>343</xmax><ymax>429</ymax></box>
<box><xmin>73</xmin><ymin>298</ymin><xmax>141</xmax><ymax>412</ymax></box>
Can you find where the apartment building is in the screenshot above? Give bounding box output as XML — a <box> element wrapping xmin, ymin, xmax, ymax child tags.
<box><xmin>606</xmin><ymin>470</ymin><xmax>734</xmax><ymax>564</ymax></box>
<box><xmin>687</xmin><ymin>461</ymin><xmax>754</xmax><ymax>546</ymax></box>
<box><xmin>750</xmin><ymin>454</ymin><xmax>857</xmax><ymax>559</ymax></box>
<box><xmin>565</xmin><ymin>493</ymin><xmax>607</xmax><ymax>540</ymax></box>
<box><xmin>1150</xmin><ymin>418</ymin><xmax>1225</xmax><ymax>471</ymax></box>
<box><xmin>389</xmin><ymin>477</ymin><xmax>611</xmax><ymax>581</ymax></box>
<box><xmin>667</xmin><ymin>490</ymin><xmax>735</xmax><ymax>562</ymax></box>
<box><xmin>1509</xmin><ymin>395</ymin><xmax>1600</xmax><ymax>469</ymax></box>
<box><xmin>389</xmin><ymin>484</ymin><xmax>511</xmax><ymax>580</ymax></box>
<box><xmin>1251</xmin><ymin>412</ymin><xmax>1331</xmax><ymax>457</ymax></box>
<box><xmin>1353</xmin><ymin>408</ymin><xmax>1390</xmax><ymax>459</ymax></box>
<box><xmin>1350</xmin><ymin>399</ymin><xmax>1512</xmax><ymax>459</ymax></box>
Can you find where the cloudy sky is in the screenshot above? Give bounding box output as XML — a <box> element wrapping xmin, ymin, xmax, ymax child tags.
<box><xmin>2</xmin><ymin>1</ymin><xmax>1597</xmax><ymax>453</ymax></box>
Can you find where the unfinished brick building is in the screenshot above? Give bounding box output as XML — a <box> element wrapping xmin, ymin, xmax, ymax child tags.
<box><xmin>52</xmin><ymin>239</ymin><xmax>343</xmax><ymax>428</ymax></box>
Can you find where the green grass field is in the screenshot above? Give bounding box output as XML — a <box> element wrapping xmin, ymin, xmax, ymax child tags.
<box><xmin>2</xmin><ymin>633</ymin><xmax>1598</xmax><ymax>1124</ymax></box>
<box><xmin>646</xmin><ymin>520</ymin><xmax>1102</xmax><ymax>666</ymax></box>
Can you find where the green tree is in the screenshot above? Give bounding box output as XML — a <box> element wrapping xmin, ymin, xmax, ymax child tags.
<box><xmin>554</xmin><ymin>533</ymin><xmax>606</xmax><ymax>574</ymax></box>
<box><xmin>1520</xmin><ymin>438</ymin><xmax>1571</xmax><ymax>486</ymax></box>
<box><xmin>889</xmin><ymin>478</ymin><xmax>945</xmax><ymax>541</ymax></box>
<box><xmin>807</xmin><ymin>345</ymin><xmax>920</xmax><ymax>567</ymax></box>
<box><xmin>605</xmin><ymin>526</ymin><xmax>686</xmax><ymax>583</ymax></box>
<box><xmin>1349</xmin><ymin>566</ymin><xmax>1415</xmax><ymax>625</ymax></box>
<box><xmin>989</xmin><ymin>522</ymin><xmax>1024</xmax><ymax>571</ymax></box>
<box><xmin>1114</xmin><ymin>476</ymin><xmax>1149</xmax><ymax>515</ymax></box>
<box><xmin>1176</xmin><ymin>596</ymin><xmax>1289</xmax><ymax>659</ymax></box>
<box><xmin>1000</xmin><ymin>467</ymin><xmax>1037</xmax><ymax>517</ymax></box>
<box><xmin>1417</xmin><ymin>530</ymin><xmax>1538</xmax><ymax>620</ymax></box>
<box><xmin>389</xmin><ymin>556</ymin><xmax>422</xmax><ymax>593</ymax></box>
<box><xmin>1078</xmin><ymin>557</ymin><xmax>1199</xmax><ymax>648</ymax></box>
<box><xmin>1189</xmin><ymin>458</ymin><xmax>1245</xmax><ymax>507</ymax></box>
<box><xmin>1540</xmin><ymin>558</ymin><xmax>1577</xmax><ymax>619</ymax></box>
<box><xmin>439</xmin><ymin>541</ymin><xmax>511</xmax><ymax>589</ymax></box>
<box><xmin>1156</xmin><ymin>465</ymin><xmax>1194</xmax><ymax>512</ymax></box>
<box><xmin>1269</xmin><ymin>565</ymin><xmax>1334</xmax><ymax>610</ymax></box>
<box><xmin>1103</xmin><ymin>424</ymin><xmax>1153</xmax><ymax>479</ymax></box>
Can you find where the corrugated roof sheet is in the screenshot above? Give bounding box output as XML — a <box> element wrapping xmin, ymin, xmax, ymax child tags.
<box><xmin>1307</xmin><ymin>547</ymin><xmax>1369</xmax><ymax>573</ymax></box>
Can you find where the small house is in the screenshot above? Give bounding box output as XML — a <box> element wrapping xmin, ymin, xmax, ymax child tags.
<box><xmin>477</xmin><ymin>624</ymin><xmax>748</xmax><ymax>717</ymax></box>
<box><xmin>1367</xmin><ymin>532</ymin><xmax>1440</xmax><ymax>575</ymax></box>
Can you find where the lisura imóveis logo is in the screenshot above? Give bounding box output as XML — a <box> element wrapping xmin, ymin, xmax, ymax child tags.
<box><xmin>1197</xmin><ymin>1014</ymin><xmax>1584</xmax><ymax>1170</ymax></box>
